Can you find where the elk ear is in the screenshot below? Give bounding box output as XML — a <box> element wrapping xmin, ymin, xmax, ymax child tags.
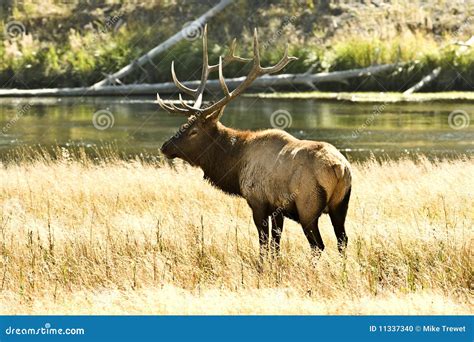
<box><xmin>205</xmin><ymin>106</ymin><xmax>226</xmax><ymax>123</ymax></box>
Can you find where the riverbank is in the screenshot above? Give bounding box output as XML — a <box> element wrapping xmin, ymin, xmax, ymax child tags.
<box><xmin>1</xmin><ymin>90</ymin><xmax>473</xmax><ymax>103</ymax></box>
<box><xmin>0</xmin><ymin>151</ymin><xmax>472</xmax><ymax>314</ymax></box>
<box><xmin>247</xmin><ymin>91</ymin><xmax>474</xmax><ymax>102</ymax></box>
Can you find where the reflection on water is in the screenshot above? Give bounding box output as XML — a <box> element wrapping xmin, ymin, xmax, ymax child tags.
<box><xmin>0</xmin><ymin>96</ymin><xmax>472</xmax><ymax>161</ymax></box>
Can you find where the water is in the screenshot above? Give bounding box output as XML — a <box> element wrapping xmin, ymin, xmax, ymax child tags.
<box><xmin>0</xmin><ymin>96</ymin><xmax>472</xmax><ymax>161</ymax></box>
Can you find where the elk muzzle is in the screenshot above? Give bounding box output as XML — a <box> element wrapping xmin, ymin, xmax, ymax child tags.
<box><xmin>160</xmin><ymin>139</ymin><xmax>179</xmax><ymax>159</ymax></box>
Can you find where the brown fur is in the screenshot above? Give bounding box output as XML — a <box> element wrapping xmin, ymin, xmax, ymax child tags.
<box><xmin>161</xmin><ymin>113</ymin><xmax>352</xmax><ymax>256</ymax></box>
<box><xmin>158</xmin><ymin>26</ymin><xmax>351</xmax><ymax>256</ymax></box>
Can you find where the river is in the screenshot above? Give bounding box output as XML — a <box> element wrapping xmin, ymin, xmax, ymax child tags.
<box><xmin>0</xmin><ymin>96</ymin><xmax>472</xmax><ymax>161</ymax></box>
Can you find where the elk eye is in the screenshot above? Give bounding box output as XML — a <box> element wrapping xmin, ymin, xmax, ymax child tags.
<box><xmin>189</xmin><ymin>129</ymin><xmax>198</xmax><ymax>137</ymax></box>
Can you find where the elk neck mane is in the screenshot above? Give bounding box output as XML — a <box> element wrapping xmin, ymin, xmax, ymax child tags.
<box><xmin>196</xmin><ymin>122</ymin><xmax>253</xmax><ymax>196</ymax></box>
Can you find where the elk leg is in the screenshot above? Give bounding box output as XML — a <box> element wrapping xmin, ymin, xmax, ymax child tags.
<box><xmin>329</xmin><ymin>187</ymin><xmax>351</xmax><ymax>254</ymax></box>
<box><xmin>301</xmin><ymin>217</ymin><xmax>325</xmax><ymax>253</ymax></box>
<box><xmin>297</xmin><ymin>185</ymin><xmax>327</xmax><ymax>253</ymax></box>
<box><xmin>251</xmin><ymin>207</ymin><xmax>270</xmax><ymax>259</ymax></box>
<box><xmin>270</xmin><ymin>212</ymin><xmax>284</xmax><ymax>255</ymax></box>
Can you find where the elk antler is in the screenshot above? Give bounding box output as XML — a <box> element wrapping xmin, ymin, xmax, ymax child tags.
<box><xmin>156</xmin><ymin>25</ymin><xmax>297</xmax><ymax>116</ymax></box>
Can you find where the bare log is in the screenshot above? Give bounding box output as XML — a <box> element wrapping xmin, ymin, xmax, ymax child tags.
<box><xmin>403</xmin><ymin>36</ymin><xmax>473</xmax><ymax>95</ymax></box>
<box><xmin>403</xmin><ymin>67</ymin><xmax>442</xmax><ymax>95</ymax></box>
<box><xmin>0</xmin><ymin>63</ymin><xmax>401</xmax><ymax>97</ymax></box>
<box><xmin>91</xmin><ymin>0</ymin><xmax>234</xmax><ymax>87</ymax></box>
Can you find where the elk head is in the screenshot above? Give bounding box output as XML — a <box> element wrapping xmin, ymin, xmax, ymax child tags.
<box><xmin>159</xmin><ymin>25</ymin><xmax>297</xmax><ymax>164</ymax></box>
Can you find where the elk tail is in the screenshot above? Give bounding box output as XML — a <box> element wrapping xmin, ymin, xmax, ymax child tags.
<box><xmin>327</xmin><ymin>164</ymin><xmax>352</xmax><ymax>210</ymax></box>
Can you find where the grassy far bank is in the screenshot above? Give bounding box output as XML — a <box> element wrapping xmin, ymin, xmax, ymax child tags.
<box><xmin>248</xmin><ymin>91</ymin><xmax>474</xmax><ymax>102</ymax></box>
<box><xmin>0</xmin><ymin>149</ymin><xmax>472</xmax><ymax>314</ymax></box>
<box><xmin>0</xmin><ymin>0</ymin><xmax>473</xmax><ymax>91</ymax></box>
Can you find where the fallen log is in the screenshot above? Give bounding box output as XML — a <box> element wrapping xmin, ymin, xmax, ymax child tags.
<box><xmin>92</xmin><ymin>0</ymin><xmax>234</xmax><ymax>87</ymax></box>
<box><xmin>403</xmin><ymin>67</ymin><xmax>442</xmax><ymax>95</ymax></box>
<box><xmin>0</xmin><ymin>63</ymin><xmax>401</xmax><ymax>97</ymax></box>
<box><xmin>403</xmin><ymin>36</ymin><xmax>473</xmax><ymax>95</ymax></box>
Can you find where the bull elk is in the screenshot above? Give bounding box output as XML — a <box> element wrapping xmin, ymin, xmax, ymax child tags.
<box><xmin>159</xmin><ymin>26</ymin><xmax>352</xmax><ymax>257</ymax></box>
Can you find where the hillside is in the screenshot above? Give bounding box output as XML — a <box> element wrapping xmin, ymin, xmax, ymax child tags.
<box><xmin>0</xmin><ymin>0</ymin><xmax>473</xmax><ymax>91</ymax></box>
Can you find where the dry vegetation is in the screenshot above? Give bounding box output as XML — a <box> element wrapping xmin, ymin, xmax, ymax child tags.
<box><xmin>0</xmin><ymin>150</ymin><xmax>472</xmax><ymax>314</ymax></box>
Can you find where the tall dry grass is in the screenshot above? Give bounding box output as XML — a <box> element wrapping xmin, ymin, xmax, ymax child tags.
<box><xmin>0</xmin><ymin>150</ymin><xmax>472</xmax><ymax>314</ymax></box>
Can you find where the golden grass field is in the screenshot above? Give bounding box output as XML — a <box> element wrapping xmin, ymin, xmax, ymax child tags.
<box><xmin>0</xmin><ymin>150</ymin><xmax>472</xmax><ymax>314</ymax></box>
